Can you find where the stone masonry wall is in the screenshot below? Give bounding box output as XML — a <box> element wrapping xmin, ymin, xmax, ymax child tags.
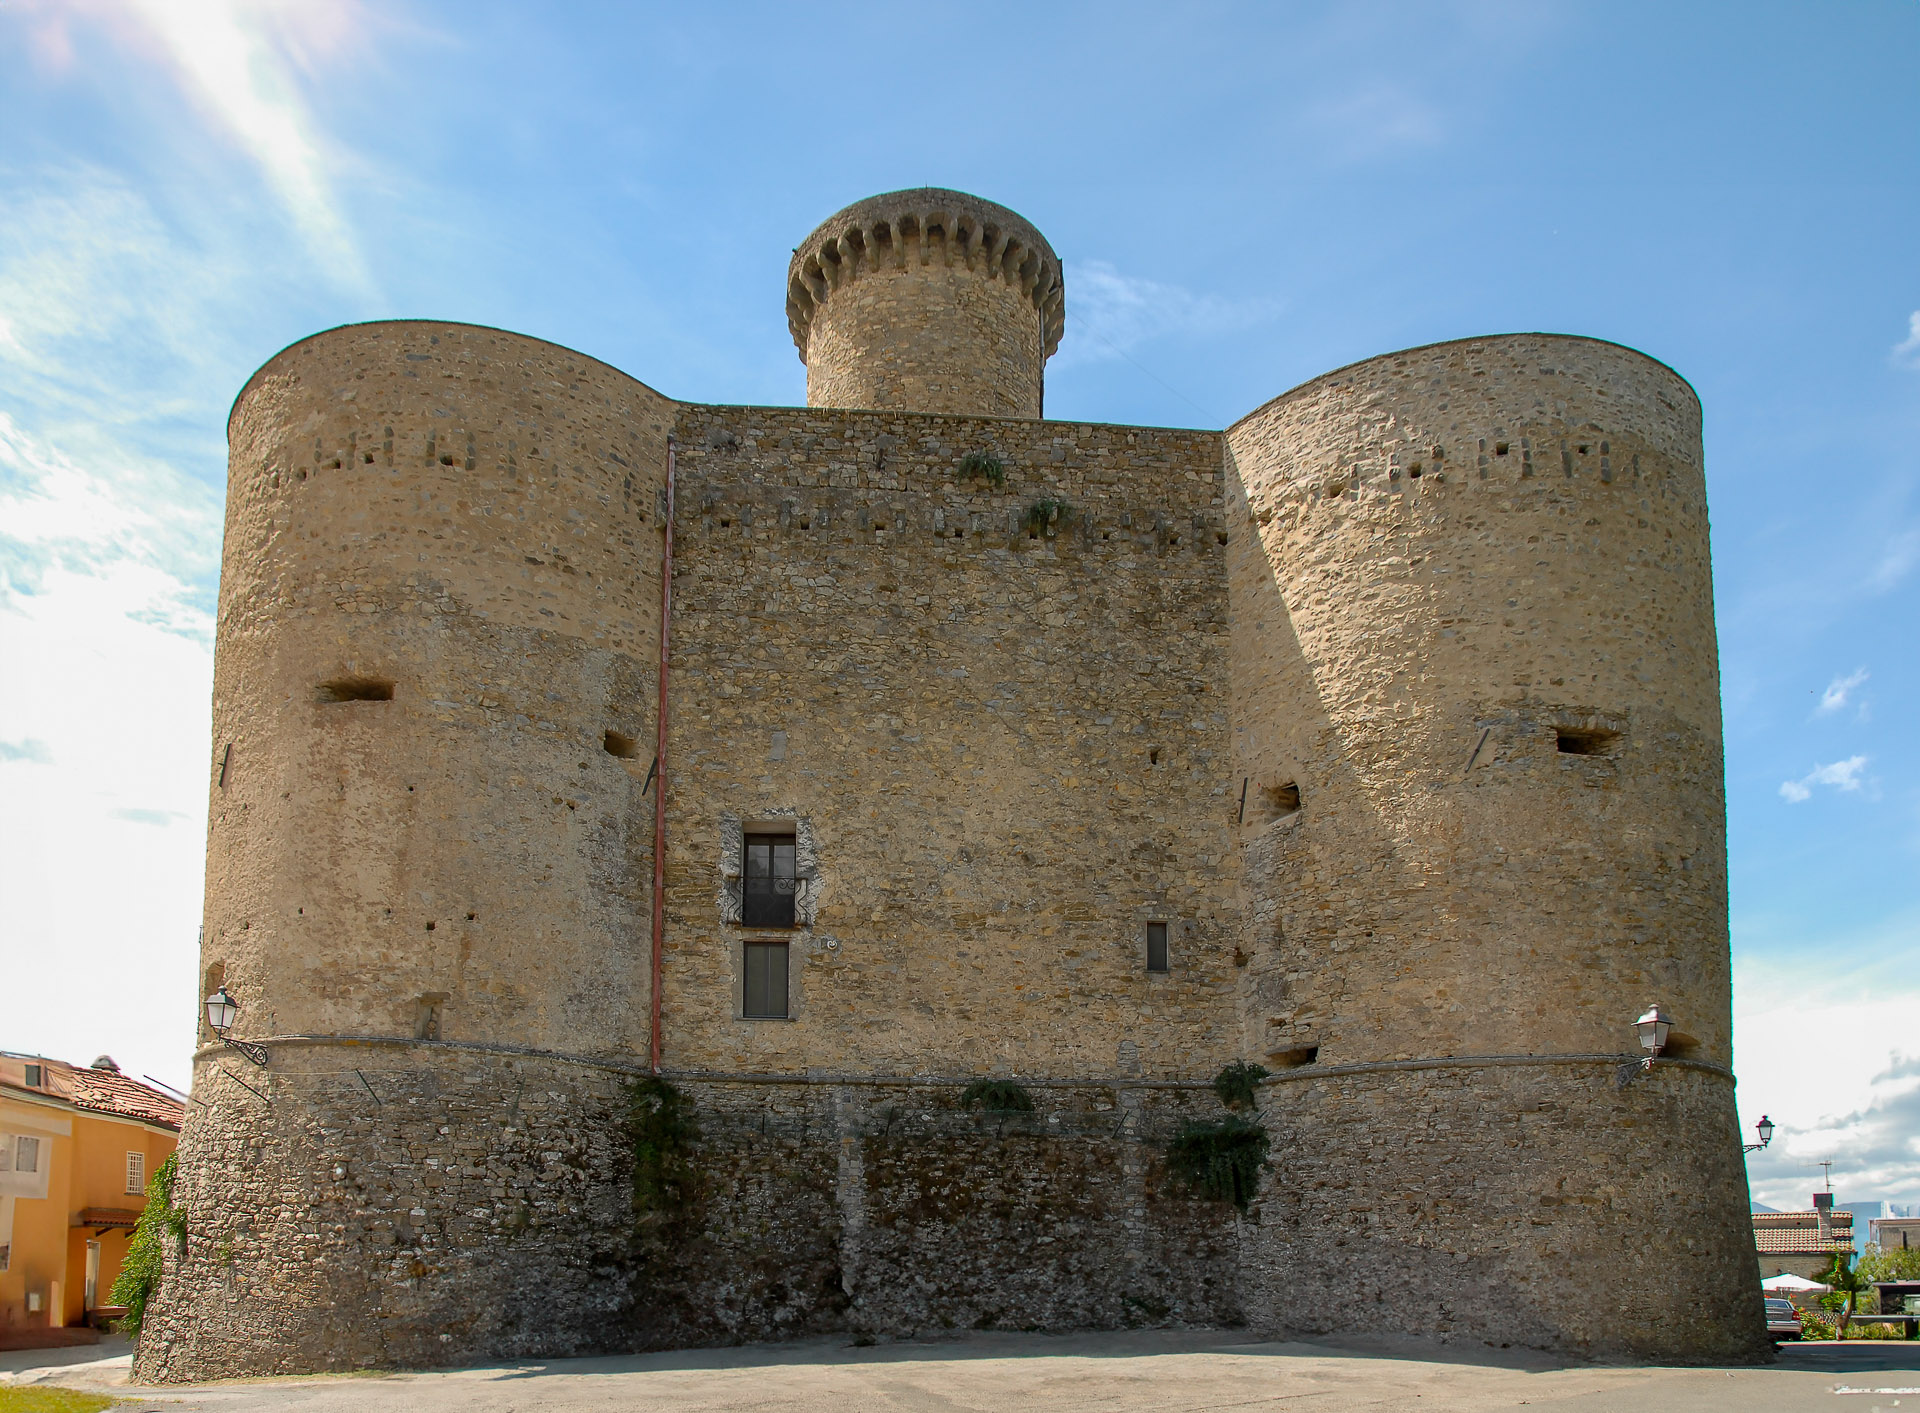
<box><xmin>1225</xmin><ymin>334</ymin><xmax>1763</xmax><ymax>1362</ymax></box>
<box><xmin>658</xmin><ymin>405</ymin><xmax>1240</xmax><ymax>1079</ymax></box>
<box><xmin>804</xmin><ymin>264</ymin><xmax>1046</xmax><ymax>417</ymax></box>
<box><xmin>1226</xmin><ymin>335</ymin><xmax>1731</xmax><ymax>1067</ymax></box>
<box><xmin>1243</xmin><ymin>1060</ymin><xmax>1767</xmax><ymax>1362</ymax></box>
<box><xmin>151</xmin><ymin>308</ymin><xmax>1764</xmax><ymax>1376</ymax></box>
<box><xmin>138</xmin><ymin>1045</ymin><xmax>1242</xmax><ymax>1379</ymax></box>
<box><xmin>203</xmin><ymin>322</ymin><xmax>671</xmax><ymax>1053</ymax></box>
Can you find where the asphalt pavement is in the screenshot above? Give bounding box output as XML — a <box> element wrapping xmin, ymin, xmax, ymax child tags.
<box><xmin>5</xmin><ymin>1330</ymin><xmax>1919</xmax><ymax>1411</ymax></box>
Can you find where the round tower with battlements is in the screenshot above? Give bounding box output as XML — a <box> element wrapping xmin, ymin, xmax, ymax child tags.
<box><xmin>787</xmin><ymin>188</ymin><xmax>1064</xmax><ymax>417</ymax></box>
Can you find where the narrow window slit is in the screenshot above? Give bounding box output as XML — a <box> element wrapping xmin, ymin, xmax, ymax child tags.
<box><xmin>1556</xmin><ymin>727</ymin><xmax>1619</xmax><ymax>756</ymax></box>
<box><xmin>316</xmin><ymin>677</ymin><xmax>394</xmax><ymax>703</ymax></box>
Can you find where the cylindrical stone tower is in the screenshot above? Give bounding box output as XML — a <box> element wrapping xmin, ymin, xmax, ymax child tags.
<box><xmin>139</xmin><ymin>322</ymin><xmax>674</xmax><ymax>1377</ymax></box>
<box><xmin>787</xmin><ymin>188</ymin><xmax>1064</xmax><ymax>417</ymax></box>
<box><xmin>1227</xmin><ymin>335</ymin><xmax>1765</xmax><ymax>1361</ymax></box>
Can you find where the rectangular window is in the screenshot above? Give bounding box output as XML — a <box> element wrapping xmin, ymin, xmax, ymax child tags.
<box><xmin>742</xmin><ymin>833</ymin><xmax>797</xmax><ymax>928</ymax></box>
<box><xmin>743</xmin><ymin>940</ymin><xmax>790</xmax><ymax>1018</ymax></box>
<box><xmin>14</xmin><ymin>1136</ymin><xmax>39</xmax><ymax>1174</ymax></box>
<box><xmin>126</xmin><ymin>1151</ymin><xmax>145</xmax><ymax>1195</ymax></box>
<box><xmin>1146</xmin><ymin>922</ymin><xmax>1170</xmax><ymax>973</ymax></box>
<box><xmin>23</xmin><ymin>1064</ymin><xmax>40</xmax><ymax>1087</ymax></box>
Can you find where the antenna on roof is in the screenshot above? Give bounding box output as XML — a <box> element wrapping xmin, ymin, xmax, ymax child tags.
<box><xmin>1818</xmin><ymin>1158</ymin><xmax>1835</xmax><ymax>1193</ymax></box>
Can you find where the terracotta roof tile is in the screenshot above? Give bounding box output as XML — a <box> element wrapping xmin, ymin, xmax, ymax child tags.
<box><xmin>65</xmin><ymin>1065</ymin><xmax>184</xmax><ymax>1129</ymax></box>
<box><xmin>2</xmin><ymin>1053</ymin><xmax>184</xmax><ymax>1131</ymax></box>
<box><xmin>1753</xmin><ymin>1210</ymin><xmax>1855</xmax><ymax>1256</ymax></box>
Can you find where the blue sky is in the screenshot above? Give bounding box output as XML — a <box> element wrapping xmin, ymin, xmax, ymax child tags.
<box><xmin>0</xmin><ymin>1</ymin><xmax>1915</xmax><ymax>1208</ymax></box>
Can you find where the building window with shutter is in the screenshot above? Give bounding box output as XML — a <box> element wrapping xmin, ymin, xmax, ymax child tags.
<box><xmin>126</xmin><ymin>1151</ymin><xmax>146</xmax><ymax>1195</ymax></box>
<box><xmin>1146</xmin><ymin>921</ymin><xmax>1170</xmax><ymax>973</ymax></box>
<box><xmin>742</xmin><ymin>833</ymin><xmax>797</xmax><ymax>928</ymax></box>
<box><xmin>743</xmin><ymin>941</ymin><xmax>790</xmax><ymax>1019</ymax></box>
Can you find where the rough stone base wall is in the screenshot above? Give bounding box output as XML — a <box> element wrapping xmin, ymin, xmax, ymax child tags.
<box><xmin>1240</xmin><ymin>1060</ymin><xmax>1769</xmax><ymax>1363</ymax></box>
<box><xmin>137</xmin><ymin>1047</ymin><xmax>1240</xmax><ymax>1379</ymax></box>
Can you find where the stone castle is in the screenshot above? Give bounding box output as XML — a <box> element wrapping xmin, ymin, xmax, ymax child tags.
<box><xmin>141</xmin><ymin>188</ymin><xmax>1766</xmax><ymax>1376</ymax></box>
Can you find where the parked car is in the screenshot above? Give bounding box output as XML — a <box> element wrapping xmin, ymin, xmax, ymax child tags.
<box><xmin>1766</xmin><ymin>1297</ymin><xmax>1802</xmax><ymax>1342</ymax></box>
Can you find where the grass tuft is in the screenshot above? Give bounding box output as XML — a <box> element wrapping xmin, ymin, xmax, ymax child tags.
<box><xmin>0</xmin><ymin>1389</ymin><xmax>124</xmax><ymax>1412</ymax></box>
<box><xmin>957</xmin><ymin>450</ymin><xmax>1006</xmax><ymax>487</ymax></box>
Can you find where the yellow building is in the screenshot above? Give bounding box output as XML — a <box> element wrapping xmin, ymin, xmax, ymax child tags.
<box><xmin>0</xmin><ymin>1051</ymin><xmax>182</xmax><ymax>1343</ymax></box>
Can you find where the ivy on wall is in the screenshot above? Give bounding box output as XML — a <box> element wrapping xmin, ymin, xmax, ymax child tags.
<box><xmin>626</xmin><ymin>1077</ymin><xmax>704</xmax><ymax>1247</ymax></box>
<box><xmin>111</xmin><ymin>1151</ymin><xmax>186</xmax><ymax>1337</ymax></box>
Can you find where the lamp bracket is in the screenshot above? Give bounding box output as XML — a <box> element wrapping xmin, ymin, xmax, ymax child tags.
<box><xmin>219</xmin><ymin>1034</ymin><xmax>270</xmax><ymax>1067</ymax></box>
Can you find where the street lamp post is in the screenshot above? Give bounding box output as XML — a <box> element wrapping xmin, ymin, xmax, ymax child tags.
<box><xmin>204</xmin><ymin>986</ymin><xmax>269</xmax><ymax>1067</ymax></box>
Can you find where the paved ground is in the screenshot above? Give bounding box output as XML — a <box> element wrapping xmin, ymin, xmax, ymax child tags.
<box><xmin>5</xmin><ymin>1331</ymin><xmax>1919</xmax><ymax>1412</ymax></box>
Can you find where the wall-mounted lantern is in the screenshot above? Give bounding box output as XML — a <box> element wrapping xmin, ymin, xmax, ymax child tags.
<box><xmin>1743</xmin><ymin>1114</ymin><xmax>1775</xmax><ymax>1153</ymax></box>
<box><xmin>205</xmin><ymin>985</ymin><xmax>269</xmax><ymax>1067</ymax></box>
<box><xmin>1634</xmin><ymin>1004</ymin><xmax>1672</xmax><ymax>1071</ymax></box>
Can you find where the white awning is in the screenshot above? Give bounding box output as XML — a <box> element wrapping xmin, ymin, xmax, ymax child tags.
<box><xmin>1762</xmin><ymin>1274</ymin><xmax>1832</xmax><ymax>1292</ymax></box>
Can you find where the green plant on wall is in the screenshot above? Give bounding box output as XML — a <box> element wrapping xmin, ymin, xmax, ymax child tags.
<box><xmin>960</xmin><ymin>1078</ymin><xmax>1035</xmax><ymax>1114</ymax></box>
<box><xmin>110</xmin><ymin>1151</ymin><xmax>186</xmax><ymax>1337</ymax></box>
<box><xmin>1212</xmin><ymin>1061</ymin><xmax>1270</xmax><ymax>1110</ymax></box>
<box><xmin>626</xmin><ymin>1076</ymin><xmax>703</xmax><ymax>1245</ymax></box>
<box><xmin>1024</xmin><ymin>498</ymin><xmax>1072</xmax><ymax>534</ymax></box>
<box><xmin>958</xmin><ymin>449</ymin><xmax>1006</xmax><ymax>487</ymax></box>
<box><xmin>1166</xmin><ymin>1115</ymin><xmax>1269</xmax><ymax>1212</ymax></box>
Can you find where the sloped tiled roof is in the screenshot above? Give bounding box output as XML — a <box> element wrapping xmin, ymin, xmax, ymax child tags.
<box><xmin>1</xmin><ymin>1052</ymin><xmax>184</xmax><ymax>1131</ymax></box>
<box><xmin>65</xmin><ymin>1064</ymin><xmax>183</xmax><ymax>1130</ymax></box>
<box><xmin>1753</xmin><ymin>1210</ymin><xmax>1854</xmax><ymax>1255</ymax></box>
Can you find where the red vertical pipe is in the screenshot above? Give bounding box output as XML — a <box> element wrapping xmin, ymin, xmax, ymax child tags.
<box><xmin>649</xmin><ymin>436</ymin><xmax>677</xmax><ymax>1073</ymax></box>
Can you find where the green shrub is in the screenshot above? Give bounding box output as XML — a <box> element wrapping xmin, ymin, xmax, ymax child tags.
<box><xmin>1859</xmin><ymin>1242</ymin><xmax>1920</xmax><ymax>1283</ymax></box>
<box><xmin>958</xmin><ymin>450</ymin><xmax>1006</xmax><ymax>487</ymax></box>
<box><xmin>1847</xmin><ymin>1319</ymin><xmax>1914</xmax><ymax>1340</ymax></box>
<box><xmin>1166</xmin><ymin>1115</ymin><xmax>1269</xmax><ymax>1211</ymax></box>
<box><xmin>960</xmin><ymin>1078</ymin><xmax>1035</xmax><ymax>1114</ymax></box>
<box><xmin>1212</xmin><ymin>1061</ymin><xmax>1270</xmax><ymax>1110</ymax></box>
<box><xmin>108</xmin><ymin>1151</ymin><xmax>184</xmax><ymax>1338</ymax></box>
<box><xmin>1800</xmin><ymin>1308</ymin><xmax>1836</xmax><ymax>1339</ymax></box>
<box><xmin>626</xmin><ymin>1076</ymin><xmax>702</xmax><ymax>1240</ymax></box>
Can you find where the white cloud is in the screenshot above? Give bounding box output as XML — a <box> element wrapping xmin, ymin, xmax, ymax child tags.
<box><xmin>1736</xmin><ymin>949</ymin><xmax>1920</xmax><ymax>1207</ymax></box>
<box><xmin>0</xmin><ymin>148</ymin><xmax>352</xmax><ymax>1090</ymax></box>
<box><xmin>1779</xmin><ymin>754</ymin><xmax>1869</xmax><ymax>803</ymax></box>
<box><xmin>0</xmin><ymin>419</ymin><xmax>216</xmax><ymax>1093</ymax></box>
<box><xmin>1055</xmin><ymin>260</ymin><xmax>1281</xmax><ymax>373</ymax></box>
<box><xmin>1304</xmin><ymin>80</ymin><xmax>1445</xmax><ymax>160</ymax></box>
<box><xmin>1871</xmin><ymin>526</ymin><xmax>1920</xmax><ymax>593</ymax></box>
<box><xmin>1895</xmin><ymin>310</ymin><xmax>1920</xmax><ymax>369</ymax></box>
<box><xmin>112</xmin><ymin>0</ymin><xmax>373</xmax><ymax>294</ymax></box>
<box><xmin>1817</xmin><ymin>667</ymin><xmax>1869</xmax><ymax>715</ymax></box>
